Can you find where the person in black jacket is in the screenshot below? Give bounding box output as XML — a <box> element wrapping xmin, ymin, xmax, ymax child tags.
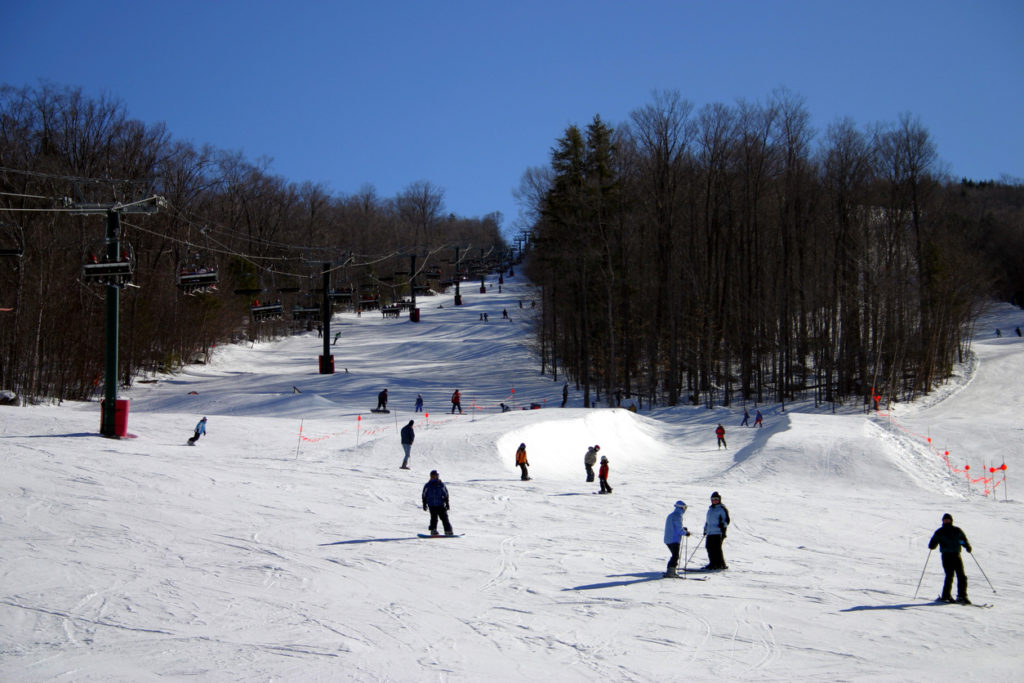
<box><xmin>422</xmin><ymin>470</ymin><xmax>453</xmax><ymax>536</ymax></box>
<box><xmin>400</xmin><ymin>420</ymin><xmax>415</xmax><ymax>469</ymax></box>
<box><xmin>928</xmin><ymin>513</ymin><xmax>972</xmax><ymax>604</ymax></box>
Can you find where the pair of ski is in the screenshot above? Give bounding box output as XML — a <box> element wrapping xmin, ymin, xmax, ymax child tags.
<box><xmin>663</xmin><ymin>567</ymin><xmax>723</xmax><ymax>581</ymax></box>
<box><xmin>932</xmin><ymin>598</ymin><xmax>992</xmax><ymax>609</ymax></box>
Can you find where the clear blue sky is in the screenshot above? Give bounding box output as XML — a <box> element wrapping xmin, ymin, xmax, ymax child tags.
<box><xmin>3</xmin><ymin>1</ymin><xmax>1022</xmax><ymax>237</ymax></box>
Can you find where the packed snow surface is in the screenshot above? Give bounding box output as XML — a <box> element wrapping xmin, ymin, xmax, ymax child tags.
<box><xmin>2</xmin><ymin>276</ymin><xmax>1023</xmax><ymax>682</ymax></box>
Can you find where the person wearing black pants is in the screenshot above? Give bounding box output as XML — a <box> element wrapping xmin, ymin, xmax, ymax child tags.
<box><xmin>703</xmin><ymin>491</ymin><xmax>730</xmax><ymax>570</ymax></box>
<box><xmin>422</xmin><ymin>470</ymin><xmax>453</xmax><ymax>536</ymax></box>
<box><xmin>929</xmin><ymin>513</ymin><xmax>972</xmax><ymax>603</ymax></box>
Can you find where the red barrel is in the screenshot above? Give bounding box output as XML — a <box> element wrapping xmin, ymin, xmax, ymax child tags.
<box><xmin>101</xmin><ymin>398</ymin><xmax>130</xmax><ymax>437</ymax></box>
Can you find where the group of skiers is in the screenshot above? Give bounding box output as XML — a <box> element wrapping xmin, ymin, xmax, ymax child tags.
<box><xmin>663</xmin><ymin>491</ymin><xmax>730</xmax><ymax>577</ymax></box>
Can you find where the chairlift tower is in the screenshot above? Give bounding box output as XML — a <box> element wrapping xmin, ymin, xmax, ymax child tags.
<box><xmin>73</xmin><ymin>197</ymin><xmax>165</xmax><ymax>437</ymax></box>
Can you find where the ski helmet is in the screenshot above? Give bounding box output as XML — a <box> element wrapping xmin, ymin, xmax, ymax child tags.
<box><xmin>710</xmin><ymin>491</ymin><xmax>721</xmax><ymax>501</ymax></box>
<box><xmin>942</xmin><ymin>513</ymin><xmax>953</xmax><ymax>523</ymax></box>
<box><xmin>674</xmin><ymin>500</ymin><xmax>687</xmax><ymax>510</ymax></box>
<box><xmin>430</xmin><ymin>470</ymin><xmax>439</xmax><ymax>477</ymax></box>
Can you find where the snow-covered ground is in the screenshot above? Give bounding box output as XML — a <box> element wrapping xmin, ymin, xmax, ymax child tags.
<box><xmin>2</xmin><ymin>275</ymin><xmax>1023</xmax><ymax>682</ymax></box>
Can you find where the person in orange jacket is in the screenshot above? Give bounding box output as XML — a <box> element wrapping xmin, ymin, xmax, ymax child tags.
<box><xmin>515</xmin><ymin>442</ymin><xmax>530</xmax><ymax>480</ymax></box>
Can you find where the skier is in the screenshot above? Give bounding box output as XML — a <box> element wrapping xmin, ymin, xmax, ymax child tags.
<box><xmin>515</xmin><ymin>442</ymin><xmax>530</xmax><ymax>480</ymax></box>
<box><xmin>703</xmin><ymin>491</ymin><xmax>730</xmax><ymax>570</ymax></box>
<box><xmin>754</xmin><ymin>410</ymin><xmax>764</xmax><ymax>428</ymax></box>
<box><xmin>400</xmin><ymin>420</ymin><xmax>415</xmax><ymax>469</ymax></box>
<box><xmin>451</xmin><ymin>389</ymin><xmax>462</xmax><ymax>414</ymax></box>
<box><xmin>598</xmin><ymin>455</ymin><xmax>613</xmax><ymax>494</ymax></box>
<box><xmin>376</xmin><ymin>388</ymin><xmax>388</xmax><ymax>411</ymax></box>
<box><xmin>584</xmin><ymin>445</ymin><xmax>599</xmax><ymax>482</ymax></box>
<box><xmin>663</xmin><ymin>500</ymin><xmax>691</xmax><ymax>577</ymax></box>
<box><xmin>421</xmin><ymin>470</ymin><xmax>453</xmax><ymax>536</ymax></box>
<box><xmin>187</xmin><ymin>416</ymin><xmax>207</xmax><ymax>445</ymax></box>
<box><xmin>928</xmin><ymin>513</ymin><xmax>972</xmax><ymax>603</ymax></box>
<box><xmin>715</xmin><ymin>423</ymin><xmax>727</xmax><ymax>449</ymax></box>
<box><xmin>741</xmin><ymin>408</ymin><xmax>750</xmax><ymax>427</ymax></box>
<box><xmin>414</xmin><ymin>394</ymin><xmax>423</xmax><ymax>412</ymax></box>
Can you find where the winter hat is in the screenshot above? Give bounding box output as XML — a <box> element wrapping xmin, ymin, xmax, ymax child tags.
<box><xmin>710</xmin><ymin>491</ymin><xmax>721</xmax><ymax>501</ymax></box>
<box><xmin>600</xmin><ymin>455</ymin><xmax>608</xmax><ymax>463</ymax></box>
<box><xmin>595</xmin><ymin>445</ymin><xmax>600</xmax><ymax>450</ymax></box>
<box><xmin>430</xmin><ymin>470</ymin><xmax>439</xmax><ymax>477</ymax></box>
<box><xmin>942</xmin><ymin>513</ymin><xmax>953</xmax><ymax>522</ymax></box>
<box><xmin>674</xmin><ymin>500</ymin><xmax>687</xmax><ymax>510</ymax></box>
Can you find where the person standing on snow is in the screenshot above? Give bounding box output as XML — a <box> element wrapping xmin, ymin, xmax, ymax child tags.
<box><xmin>188</xmin><ymin>416</ymin><xmax>207</xmax><ymax>445</ymax></box>
<box><xmin>451</xmin><ymin>389</ymin><xmax>463</xmax><ymax>414</ymax></box>
<box><xmin>376</xmin><ymin>388</ymin><xmax>388</xmax><ymax>411</ymax></box>
<box><xmin>598</xmin><ymin>455</ymin><xmax>613</xmax><ymax>494</ymax></box>
<box><xmin>421</xmin><ymin>470</ymin><xmax>453</xmax><ymax>536</ymax></box>
<box><xmin>515</xmin><ymin>443</ymin><xmax>531</xmax><ymax>480</ymax></box>
<box><xmin>928</xmin><ymin>513</ymin><xmax>972</xmax><ymax>603</ymax></box>
<box><xmin>399</xmin><ymin>420</ymin><xmax>415</xmax><ymax>470</ymax></box>
<box><xmin>584</xmin><ymin>445</ymin><xmax>599</xmax><ymax>482</ymax></box>
<box><xmin>703</xmin><ymin>491</ymin><xmax>730</xmax><ymax>570</ymax></box>
<box><xmin>741</xmin><ymin>408</ymin><xmax>750</xmax><ymax>427</ymax></box>
<box><xmin>715</xmin><ymin>423</ymin><xmax>727</xmax><ymax>449</ymax></box>
<box><xmin>754</xmin><ymin>410</ymin><xmax>764</xmax><ymax>428</ymax></box>
<box><xmin>663</xmin><ymin>500</ymin><xmax>691</xmax><ymax>577</ymax></box>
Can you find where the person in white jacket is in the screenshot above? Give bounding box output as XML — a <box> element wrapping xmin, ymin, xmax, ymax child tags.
<box><xmin>584</xmin><ymin>445</ymin><xmax>599</xmax><ymax>482</ymax></box>
<box><xmin>663</xmin><ymin>500</ymin><xmax>690</xmax><ymax>577</ymax></box>
<box><xmin>703</xmin><ymin>491</ymin><xmax>730</xmax><ymax>570</ymax></box>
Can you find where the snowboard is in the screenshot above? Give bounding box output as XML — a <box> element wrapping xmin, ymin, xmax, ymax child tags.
<box><xmin>370</xmin><ymin>408</ymin><xmax>390</xmax><ymax>413</ymax></box>
<box><xmin>418</xmin><ymin>533</ymin><xmax>463</xmax><ymax>538</ymax></box>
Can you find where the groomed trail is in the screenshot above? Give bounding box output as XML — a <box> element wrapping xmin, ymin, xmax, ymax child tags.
<box><xmin>2</xmin><ymin>275</ymin><xmax>1022</xmax><ymax>682</ymax></box>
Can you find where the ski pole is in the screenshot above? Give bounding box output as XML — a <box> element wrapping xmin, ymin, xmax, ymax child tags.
<box><xmin>968</xmin><ymin>551</ymin><xmax>997</xmax><ymax>594</ymax></box>
<box><xmin>683</xmin><ymin>534</ymin><xmax>689</xmax><ymax>579</ymax></box>
<box><xmin>913</xmin><ymin>549</ymin><xmax>932</xmax><ymax>599</ymax></box>
<box><xmin>686</xmin><ymin>533</ymin><xmax>706</xmax><ymax>566</ymax></box>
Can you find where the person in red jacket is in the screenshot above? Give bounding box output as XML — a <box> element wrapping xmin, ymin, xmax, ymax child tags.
<box><xmin>598</xmin><ymin>455</ymin><xmax>613</xmax><ymax>494</ymax></box>
<box><xmin>451</xmin><ymin>389</ymin><xmax>463</xmax><ymax>414</ymax></box>
<box><xmin>715</xmin><ymin>423</ymin><xmax>726</xmax><ymax>449</ymax></box>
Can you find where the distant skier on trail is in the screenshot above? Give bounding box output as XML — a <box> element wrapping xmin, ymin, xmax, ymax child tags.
<box><xmin>741</xmin><ymin>408</ymin><xmax>750</xmax><ymax>427</ymax></box>
<box><xmin>702</xmin><ymin>491</ymin><xmax>730</xmax><ymax>570</ymax></box>
<box><xmin>188</xmin><ymin>416</ymin><xmax>207</xmax><ymax>445</ymax></box>
<box><xmin>928</xmin><ymin>513</ymin><xmax>972</xmax><ymax>604</ymax></box>
<box><xmin>754</xmin><ymin>410</ymin><xmax>763</xmax><ymax>428</ymax></box>
<box><xmin>422</xmin><ymin>470</ymin><xmax>454</xmax><ymax>536</ymax></box>
<box><xmin>715</xmin><ymin>424</ymin><xmax>727</xmax><ymax>449</ymax></box>
<box><xmin>400</xmin><ymin>420</ymin><xmax>415</xmax><ymax>469</ymax></box>
<box><xmin>598</xmin><ymin>455</ymin><xmax>612</xmax><ymax>494</ymax></box>
<box><xmin>515</xmin><ymin>442</ymin><xmax>530</xmax><ymax>480</ymax></box>
<box><xmin>451</xmin><ymin>389</ymin><xmax>462</xmax><ymax>414</ymax></box>
<box><xmin>414</xmin><ymin>394</ymin><xmax>424</xmax><ymax>412</ymax></box>
<box><xmin>584</xmin><ymin>445</ymin><xmax>599</xmax><ymax>482</ymax></box>
<box><xmin>376</xmin><ymin>388</ymin><xmax>388</xmax><ymax>411</ymax></box>
<box><xmin>663</xmin><ymin>500</ymin><xmax>691</xmax><ymax>578</ymax></box>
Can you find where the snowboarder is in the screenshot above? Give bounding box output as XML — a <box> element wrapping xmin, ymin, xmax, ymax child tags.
<box><xmin>421</xmin><ymin>470</ymin><xmax>453</xmax><ymax>536</ymax></box>
<box><xmin>188</xmin><ymin>416</ymin><xmax>207</xmax><ymax>445</ymax></box>
<box><xmin>928</xmin><ymin>513</ymin><xmax>972</xmax><ymax>603</ymax></box>
<box><xmin>715</xmin><ymin>424</ymin><xmax>727</xmax><ymax>449</ymax></box>
<box><xmin>663</xmin><ymin>500</ymin><xmax>691</xmax><ymax>577</ymax></box>
<box><xmin>754</xmin><ymin>410</ymin><xmax>764</xmax><ymax>428</ymax></box>
<box><xmin>561</xmin><ymin>381</ymin><xmax>568</xmax><ymax>407</ymax></box>
<box><xmin>414</xmin><ymin>394</ymin><xmax>424</xmax><ymax>412</ymax></box>
<box><xmin>598</xmin><ymin>455</ymin><xmax>612</xmax><ymax>494</ymax></box>
<box><xmin>703</xmin><ymin>491</ymin><xmax>730</xmax><ymax>570</ymax></box>
<box><xmin>584</xmin><ymin>445</ymin><xmax>599</xmax><ymax>482</ymax></box>
<box><xmin>1016</xmin><ymin>326</ymin><xmax>1022</xmax><ymax>337</ymax></box>
<box><xmin>515</xmin><ymin>443</ymin><xmax>530</xmax><ymax>480</ymax></box>
<box><xmin>741</xmin><ymin>408</ymin><xmax>750</xmax><ymax>427</ymax></box>
<box><xmin>376</xmin><ymin>388</ymin><xmax>388</xmax><ymax>411</ymax></box>
<box><xmin>451</xmin><ymin>389</ymin><xmax>462</xmax><ymax>414</ymax></box>
<box><xmin>400</xmin><ymin>420</ymin><xmax>415</xmax><ymax>469</ymax></box>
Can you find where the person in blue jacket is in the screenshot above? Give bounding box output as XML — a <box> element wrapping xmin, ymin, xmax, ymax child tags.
<box><xmin>663</xmin><ymin>500</ymin><xmax>691</xmax><ymax>577</ymax></box>
<box><xmin>188</xmin><ymin>417</ymin><xmax>207</xmax><ymax>445</ymax></box>
<box><xmin>703</xmin><ymin>491</ymin><xmax>730</xmax><ymax>570</ymax></box>
<box><xmin>422</xmin><ymin>470</ymin><xmax>453</xmax><ymax>536</ymax></box>
<box><xmin>928</xmin><ymin>513</ymin><xmax>972</xmax><ymax>603</ymax></box>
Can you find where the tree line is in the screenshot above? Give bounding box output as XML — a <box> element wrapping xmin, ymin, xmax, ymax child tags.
<box><xmin>518</xmin><ymin>89</ymin><xmax>1024</xmax><ymax>410</ymax></box>
<box><xmin>0</xmin><ymin>83</ymin><xmax>506</xmax><ymax>404</ymax></box>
